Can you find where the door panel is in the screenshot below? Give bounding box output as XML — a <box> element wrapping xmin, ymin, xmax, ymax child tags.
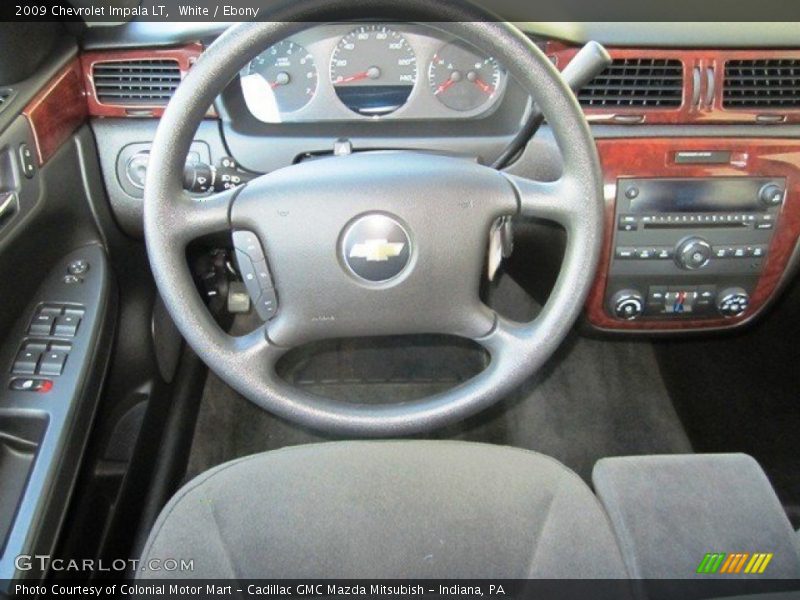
<box><xmin>0</xmin><ymin>35</ymin><xmax>117</xmax><ymax>584</ymax></box>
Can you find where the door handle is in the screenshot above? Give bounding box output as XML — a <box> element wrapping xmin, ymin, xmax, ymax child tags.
<box><xmin>0</xmin><ymin>192</ymin><xmax>19</xmax><ymax>229</ymax></box>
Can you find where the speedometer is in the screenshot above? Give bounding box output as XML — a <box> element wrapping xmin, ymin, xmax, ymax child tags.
<box><xmin>330</xmin><ymin>25</ymin><xmax>417</xmax><ymax>117</ymax></box>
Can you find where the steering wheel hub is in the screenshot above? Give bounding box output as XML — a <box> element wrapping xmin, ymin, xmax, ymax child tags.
<box><xmin>341</xmin><ymin>213</ymin><xmax>412</xmax><ymax>283</ymax></box>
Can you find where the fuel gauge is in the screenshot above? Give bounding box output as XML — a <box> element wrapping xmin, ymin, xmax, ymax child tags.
<box><xmin>429</xmin><ymin>43</ymin><xmax>503</xmax><ymax>112</ymax></box>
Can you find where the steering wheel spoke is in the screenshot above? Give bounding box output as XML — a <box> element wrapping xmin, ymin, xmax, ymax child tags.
<box><xmin>220</xmin><ymin>324</ymin><xmax>282</xmax><ymax>377</ymax></box>
<box><xmin>167</xmin><ymin>188</ymin><xmax>238</xmax><ymax>246</ymax></box>
<box><xmin>504</xmin><ymin>174</ymin><xmax>582</xmax><ymax>229</ymax></box>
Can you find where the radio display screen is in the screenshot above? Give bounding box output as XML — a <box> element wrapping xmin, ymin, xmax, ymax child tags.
<box><xmin>625</xmin><ymin>178</ymin><xmax>768</xmax><ymax>213</ymax></box>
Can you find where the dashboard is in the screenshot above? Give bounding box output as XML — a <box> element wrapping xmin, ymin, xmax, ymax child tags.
<box><xmin>238</xmin><ymin>23</ymin><xmax>508</xmax><ymax>123</ymax></box>
<box><xmin>65</xmin><ymin>21</ymin><xmax>800</xmax><ymax>335</ymax></box>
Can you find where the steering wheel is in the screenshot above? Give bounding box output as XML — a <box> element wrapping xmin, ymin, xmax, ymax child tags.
<box><xmin>143</xmin><ymin>0</ymin><xmax>604</xmax><ymax>436</ymax></box>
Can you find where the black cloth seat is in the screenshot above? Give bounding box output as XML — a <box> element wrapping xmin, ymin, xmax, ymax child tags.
<box><xmin>139</xmin><ymin>441</ymin><xmax>627</xmax><ymax>578</ymax></box>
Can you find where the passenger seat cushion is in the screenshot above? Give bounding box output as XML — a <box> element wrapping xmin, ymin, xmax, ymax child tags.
<box><xmin>140</xmin><ymin>441</ymin><xmax>628</xmax><ymax>578</ymax></box>
<box><xmin>593</xmin><ymin>453</ymin><xmax>800</xmax><ymax>579</ymax></box>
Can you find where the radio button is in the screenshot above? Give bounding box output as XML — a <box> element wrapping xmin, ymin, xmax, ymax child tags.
<box><xmin>615</xmin><ymin>247</ymin><xmax>637</xmax><ymax>260</ymax></box>
<box><xmin>755</xmin><ymin>215</ymin><xmax>775</xmax><ymax>230</ymax></box>
<box><xmin>713</xmin><ymin>246</ymin><xmax>731</xmax><ymax>259</ymax></box>
<box><xmin>647</xmin><ymin>286</ymin><xmax>668</xmax><ymax>308</ymax></box>
<box><xmin>618</xmin><ymin>215</ymin><xmax>638</xmax><ymax>231</ymax></box>
<box><xmin>696</xmin><ymin>285</ymin><xmax>717</xmax><ymax>311</ymax></box>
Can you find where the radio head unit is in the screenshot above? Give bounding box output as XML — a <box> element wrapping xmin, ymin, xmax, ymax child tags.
<box><xmin>606</xmin><ymin>176</ymin><xmax>785</xmax><ymax>322</ymax></box>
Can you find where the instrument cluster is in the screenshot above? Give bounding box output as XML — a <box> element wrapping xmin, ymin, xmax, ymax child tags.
<box><xmin>239</xmin><ymin>24</ymin><xmax>508</xmax><ymax>123</ymax></box>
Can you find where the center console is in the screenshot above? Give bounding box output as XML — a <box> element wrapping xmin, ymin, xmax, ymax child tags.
<box><xmin>586</xmin><ymin>138</ymin><xmax>800</xmax><ymax>332</ymax></box>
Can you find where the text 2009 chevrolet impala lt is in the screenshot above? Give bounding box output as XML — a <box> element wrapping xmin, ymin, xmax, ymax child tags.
<box><xmin>0</xmin><ymin>2</ymin><xmax>799</xmax><ymax>597</ymax></box>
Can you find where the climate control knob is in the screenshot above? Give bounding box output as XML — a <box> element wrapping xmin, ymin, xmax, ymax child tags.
<box><xmin>675</xmin><ymin>237</ymin><xmax>712</xmax><ymax>270</ymax></box>
<box><xmin>717</xmin><ymin>287</ymin><xmax>750</xmax><ymax>318</ymax></box>
<box><xmin>611</xmin><ymin>289</ymin><xmax>644</xmax><ymax>321</ymax></box>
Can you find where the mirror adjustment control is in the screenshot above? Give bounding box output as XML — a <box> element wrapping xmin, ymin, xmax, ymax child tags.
<box><xmin>611</xmin><ymin>289</ymin><xmax>644</xmax><ymax>320</ymax></box>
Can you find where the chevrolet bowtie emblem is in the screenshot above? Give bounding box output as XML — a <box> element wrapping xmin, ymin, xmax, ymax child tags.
<box><xmin>349</xmin><ymin>239</ymin><xmax>405</xmax><ymax>262</ymax></box>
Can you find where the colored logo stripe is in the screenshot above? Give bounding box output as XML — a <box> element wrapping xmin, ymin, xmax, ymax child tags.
<box><xmin>697</xmin><ymin>553</ymin><xmax>726</xmax><ymax>574</ymax></box>
<box><xmin>720</xmin><ymin>553</ymin><xmax>749</xmax><ymax>573</ymax></box>
<box><xmin>697</xmin><ymin>552</ymin><xmax>773</xmax><ymax>574</ymax></box>
<box><xmin>744</xmin><ymin>553</ymin><xmax>774</xmax><ymax>574</ymax></box>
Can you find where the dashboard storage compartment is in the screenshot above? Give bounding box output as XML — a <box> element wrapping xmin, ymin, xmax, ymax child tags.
<box><xmin>0</xmin><ymin>413</ymin><xmax>48</xmax><ymax>554</ymax></box>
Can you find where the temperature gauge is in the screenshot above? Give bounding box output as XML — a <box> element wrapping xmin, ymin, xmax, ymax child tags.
<box><xmin>429</xmin><ymin>43</ymin><xmax>503</xmax><ymax>112</ymax></box>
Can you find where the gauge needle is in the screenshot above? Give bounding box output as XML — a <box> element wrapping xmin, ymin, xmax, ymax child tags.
<box><xmin>472</xmin><ymin>77</ymin><xmax>494</xmax><ymax>94</ymax></box>
<box><xmin>269</xmin><ymin>71</ymin><xmax>290</xmax><ymax>88</ymax></box>
<box><xmin>466</xmin><ymin>70</ymin><xmax>494</xmax><ymax>95</ymax></box>
<box><xmin>435</xmin><ymin>71</ymin><xmax>463</xmax><ymax>95</ymax></box>
<box><xmin>434</xmin><ymin>78</ymin><xmax>456</xmax><ymax>96</ymax></box>
<box><xmin>337</xmin><ymin>66</ymin><xmax>381</xmax><ymax>84</ymax></box>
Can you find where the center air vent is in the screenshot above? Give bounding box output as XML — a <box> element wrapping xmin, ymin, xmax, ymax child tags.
<box><xmin>577</xmin><ymin>58</ymin><xmax>683</xmax><ymax>108</ymax></box>
<box><xmin>92</xmin><ymin>59</ymin><xmax>181</xmax><ymax>106</ymax></box>
<box><xmin>723</xmin><ymin>59</ymin><xmax>800</xmax><ymax>109</ymax></box>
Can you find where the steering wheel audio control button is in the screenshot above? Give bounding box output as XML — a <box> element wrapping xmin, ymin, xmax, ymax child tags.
<box><xmin>255</xmin><ymin>287</ymin><xmax>278</xmax><ymax>320</ymax></box>
<box><xmin>232</xmin><ymin>231</ymin><xmax>279</xmax><ymax>320</ymax></box>
<box><xmin>253</xmin><ymin>259</ymin><xmax>274</xmax><ymax>289</ymax></box>
<box><xmin>233</xmin><ymin>230</ymin><xmax>266</xmax><ymax>262</ymax></box>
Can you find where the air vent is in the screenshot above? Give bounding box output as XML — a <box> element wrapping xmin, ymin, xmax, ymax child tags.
<box><xmin>578</xmin><ymin>58</ymin><xmax>683</xmax><ymax>108</ymax></box>
<box><xmin>723</xmin><ymin>59</ymin><xmax>800</xmax><ymax>109</ymax></box>
<box><xmin>92</xmin><ymin>59</ymin><xmax>181</xmax><ymax>106</ymax></box>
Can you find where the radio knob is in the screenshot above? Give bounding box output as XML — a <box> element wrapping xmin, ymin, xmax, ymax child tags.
<box><xmin>675</xmin><ymin>237</ymin><xmax>712</xmax><ymax>270</ymax></box>
<box><xmin>717</xmin><ymin>287</ymin><xmax>750</xmax><ymax>318</ymax></box>
<box><xmin>759</xmin><ymin>183</ymin><xmax>784</xmax><ymax>207</ymax></box>
<box><xmin>611</xmin><ymin>289</ymin><xmax>644</xmax><ymax>320</ymax></box>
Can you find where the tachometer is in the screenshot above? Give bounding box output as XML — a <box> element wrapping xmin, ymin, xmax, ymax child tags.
<box><xmin>330</xmin><ymin>25</ymin><xmax>417</xmax><ymax>116</ymax></box>
<box><xmin>429</xmin><ymin>43</ymin><xmax>503</xmax><ymax>112</ymax></box>
<box><xmin>243</xmin><ymin>40</ymin><xmax>317</xmax><ymax>115</ymax></box>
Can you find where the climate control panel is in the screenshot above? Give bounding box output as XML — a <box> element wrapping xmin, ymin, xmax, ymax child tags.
<box><xmin>605</xmin><ymin>176</ymin><xmax>783</xmax><ymax>322</ymax></box>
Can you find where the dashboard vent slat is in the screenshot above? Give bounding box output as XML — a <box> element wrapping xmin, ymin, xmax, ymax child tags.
<box><xmin>723</xmin><ymin>59</ymin><xmax>800</xmax><ymax>109</ymax></box>
<box><xmin>92</xmin><ymin>59</ymin><xmax>181</xmax><ymax>106</ymax></box>
<box><xmin>577</xmin><ymin>58</ymin><xmax>684</xmax><ymax>108</ymax></box>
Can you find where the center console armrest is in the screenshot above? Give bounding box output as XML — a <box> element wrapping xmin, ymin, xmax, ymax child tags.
<box><xmin>592</xmin><ymin>454</ymin><xmax>800</xmax><ymax>583</ymax></box>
